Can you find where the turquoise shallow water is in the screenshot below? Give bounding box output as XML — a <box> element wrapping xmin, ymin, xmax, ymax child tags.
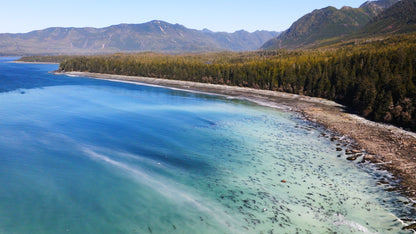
<box><xmin>0</xmin><ymin>57</ymin><xmax>415</xmax><ymax>233</ymax></box>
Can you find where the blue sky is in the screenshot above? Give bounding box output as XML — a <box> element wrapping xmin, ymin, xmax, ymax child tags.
<box><xmin>1</xmin><ymin>0</ymin><xmax>368</xmax><ymax>33</ymax></box>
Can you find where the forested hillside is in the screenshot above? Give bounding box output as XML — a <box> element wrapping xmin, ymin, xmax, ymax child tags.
<box><xmin>360</xmin><ymin>0</ymin><xmax>416</xmax><ymax>35</ymax></box>
<box><xmin>58</xmin><ymin>34</ymin><xmax>416</xmax><ymax>131</ymax></box>
<box><xmin>261</xmin><ymin>0</ymin><xmax>398</xmax><ymax>50</ymax></box>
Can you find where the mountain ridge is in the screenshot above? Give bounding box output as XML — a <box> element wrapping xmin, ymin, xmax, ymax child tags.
<box><xmin>261</xmin><ymin>0</ymin><xmax>400</xmax><ymax>50</ymax></box>
<box><xmin>359</xmin><ymin>0</ymin><xmax>416</xmax><ymax>35</ymax></box>
<box><xmin>0</xmin><ymin>20</ymin><xmax>279</xmax><ymax>55</ymax></box>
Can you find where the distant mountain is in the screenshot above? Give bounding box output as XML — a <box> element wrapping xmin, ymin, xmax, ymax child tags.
<box><xmin>359</xmin><ymin>0</ymin><xmax>416</xmax><ymax>35</ymax></box>
<box><xmin>201</xmin><ymin>29</ymin><xmax>280</xmax><ymax>52</ymax></box>
<box><xmin>0</xmin><ymin>20</ymin><xmax>279</xmax><ymax>55</ymax></box>
<box><xmin>262</xmin><ymin>0</ymin><xmax>399</xmax><ymax>50</ymax></box>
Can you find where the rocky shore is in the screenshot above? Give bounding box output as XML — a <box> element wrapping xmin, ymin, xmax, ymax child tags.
<box><xmin>60</xmin><ymin>71</ymin><xmax>416</xmax><ymax>201</ymax></box>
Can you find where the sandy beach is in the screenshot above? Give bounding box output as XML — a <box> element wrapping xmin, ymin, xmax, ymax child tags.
<box><xmin>61</xmin><ymin>71</ymin><xmax>416</xmax><ymax>200</ymax></box>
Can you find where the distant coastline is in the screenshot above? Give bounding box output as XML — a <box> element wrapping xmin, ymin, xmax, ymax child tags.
<box><xmin>11</xmin><ymin>61</ymin><xmax>59</xmax><ymax>65</ymax></box>
<box><xmin>59</xmin><ymin>71</ymin><xmax>416</xmax><ymax>200</ymax></box>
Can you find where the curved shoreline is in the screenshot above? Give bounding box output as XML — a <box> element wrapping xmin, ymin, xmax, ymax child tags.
<box><xmin>10</xmin><ymin>61</ymin><xmax>60</xmax><ymax>65</ymax></box>
<box><xmin>59</xmin><ymin>71</ymin><xmax>416</xmax><ymax>200</ymax></box>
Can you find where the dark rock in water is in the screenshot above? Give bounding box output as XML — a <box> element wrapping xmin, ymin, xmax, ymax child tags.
<box><xmin>346</xmin><ymin>149</ymin><xmax>361</xmax><ymax>155</ymax></box>
<box><xmin>402</xmin><ymin>223</ymin><xmax>416</xmax><ymax>231</ymax></box>
<box><xmin>385</xmin><ymin>187</ymin><xmax>399</xmax><ymax>192</ymax></box>
<box><xmin>337</xmin><ymin>154</ymin><xmax>342</xmax><ymax>158</ymax></box>
<box><xmin>336</xmin><ymin>147</ymin><xmax>342</xmax><ymax>151</ymax></box>
<box><xmin>172</xmin><ymin>225</ymin><xmax>176</xmax><ymax>230</ymax></box>
<box><xmin>148</xmin><ymin>226</ymin><xmax>152</xmax><ymax>233</ymax></box>
<box><xmin>377</xmin><ymin>179</ymin><xmax>390</xmax><ymax>185</ymax></box>
<box><xmin>346</xmin><ymin>156</ymin><xmax>358</xmax><ymax>161</ymax></box>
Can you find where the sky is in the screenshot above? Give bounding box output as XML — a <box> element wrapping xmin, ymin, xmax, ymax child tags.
<box><xmin>0</xmin><ymin>0</ymin><xmax>368</xmax><ymax>33</ymax></box>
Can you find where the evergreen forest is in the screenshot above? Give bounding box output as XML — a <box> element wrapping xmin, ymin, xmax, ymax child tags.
<box><xmin>54</xmin><ymin>33</ymin><xmax>416</xmax><ymax>131</ymax></box>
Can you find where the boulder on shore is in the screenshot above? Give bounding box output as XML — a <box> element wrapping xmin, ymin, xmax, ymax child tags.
<box><xmin>346</xmin><ymin>155</ymin><xmax>358</xmax><ymax>161</ymax></box>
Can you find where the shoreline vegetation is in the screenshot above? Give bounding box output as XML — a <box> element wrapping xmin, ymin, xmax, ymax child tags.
<box><xmin>11</xmin><ymin>61</ymin><xmax>59</xmax><ymax>65</ymax></box>
<box><xmin>57</xmin><ymin>34</ymin><xmax>416</xmax><ymax>132</ymax></box>
<box><xmin>15</xmin><ymin>55</ymin><xmax>71</xmax><ymax>64</ymax></box>
<box><xmin>58</xmin><ymin>71</ymin><xmax>416</xmax><ymax>201</ymax></box>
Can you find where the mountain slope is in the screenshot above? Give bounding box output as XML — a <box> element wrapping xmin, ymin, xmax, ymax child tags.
<box><xmin>262</xmin><ymin>0</ymin><xmax>398</xmax><ymax>50</ymax></box>
<box><xmin>0</xmin><ymin>21</ymin><xmax>279</xmax><ymax>55</ymax></box>
<box><xmin>360</xmin><ymin>0</ymin><xmax>416</xmax><ymax>35</ymax></box>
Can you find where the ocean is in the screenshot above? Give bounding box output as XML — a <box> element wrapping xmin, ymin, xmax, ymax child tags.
<box><xmin>0</xmin><ymin>57</ymin><xmax>414</xmax><ymax>233</ymax></box>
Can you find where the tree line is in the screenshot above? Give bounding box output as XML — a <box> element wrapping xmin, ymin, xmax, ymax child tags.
<box><xmin>58</xmin><ymin>34</ymin><xmax>416</xmax><ymax>131</ymax></box>
<box><xmin>17</xmin><ymin>55</ymin><xmax>75</xmax><ymax>63</ymax></box>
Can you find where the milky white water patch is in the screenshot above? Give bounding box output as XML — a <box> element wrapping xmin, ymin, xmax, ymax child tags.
<box><xmin>81</xmin><ymin>146</ymin><xmax>243</xmax><ymax>232</ymax></box>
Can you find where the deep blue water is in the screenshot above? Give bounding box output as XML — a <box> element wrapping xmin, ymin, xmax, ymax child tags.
<box><xmin>0</xmin><ymin>57</ymin><xmax>415</xmax><ymax>233</ymax></box>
